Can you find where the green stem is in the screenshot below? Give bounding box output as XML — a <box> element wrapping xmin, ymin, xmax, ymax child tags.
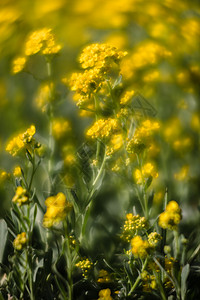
<box><xmin>174</xmin><ymin>230</ymin><xmax>179</xmax><ymax>259</ymax></box>
<box><xmin>63</xmin><ymin>223</ymin><xmax>73</xmax><ymax>300</ymax></box>
<box><xmin>128</xmin><ymin>258</ymin><xmax>148</xmax><ymax>296</ymax></box>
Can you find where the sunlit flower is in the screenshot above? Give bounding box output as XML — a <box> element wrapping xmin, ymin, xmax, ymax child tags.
<box><xmin>13</xmin><ymin>232</ymin><xmax>27</xmax><ymax>250</ymax></box>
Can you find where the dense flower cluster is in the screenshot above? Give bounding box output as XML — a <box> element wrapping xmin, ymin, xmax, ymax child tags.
<box><xmin>148</xmin><ymin>232</ymin><xmax>162</xmax><ymax>247</ymax></box>
<box><xmin>6</xmin><ymin>125</ymin><xmax>36</xmax><ymax>156</ymax></box>
<box><xmin>127</xmin><ymin>120</ymin><xmax>160</xmax><ymax>154</ymax></box>
<box><xmin>141</xmin><ymin>271</ymin><xmax>156</xmax><ymax>291</ymax></box>
<box><xmin>25</xmin><ymin>28</ymin><xmax>62</xmax><ymax>56</ymax></box>
<box><xmin>120</xmin><ymin>90</ymin><xmax>135</xmax><ymax>105</ymax></box>
<box><xmin>13</xmin><ymin>232</ymin><xmax>27</xmax><ymax>250</ymax></box>
<box><xmin>159</xmin><ymin>201</ymin><xmax>182</xmax><ymax>230</ymax></box>
<box><xmin>43</xmin><ymin>192</ymin><xmax>72</xmax><ymax>228</ymax></box>
<box><xmin>121</xmin><ymin>213</ymin><xmax>147</xmax><ymax>242</ymax></box>
<box><xmin>12</xmin><ymin>186</ymin><xmax>29</xmax><ymax>206</ymax></box>
<box><xmin>79</xmin><ymin>43</ymin><xmax>127</xmax><ymax>70</ymax></box>
<box><xmin>131</xmin><ymin>235</ymin><xmax>151</xmax><ymax>258</ymax></box>
<box><xmin>97</xmin><ymin>269</ymin><xmax>111</xmax><ymax>283</ymax></box>
<box><xmin>134</xmin><ymin>162</ymin><xmax>158</xmax><ymax>185</ymax></box>
<box><xmin>98</xmin><ymin>288</ymin><xmax>113</xmax><ymax>300</ymax></box>
<box><xmin>75</xmin><ymin>258</ymin><xmax>93</xmax><ymax>278</ymax></box>
<box><xmin>87</xmin><ymin>118</ymin><xmax>119</xmax><ymax>140</ymax></box>
<box><xmin>13</xmin><ymin>166</ymin><xmax>22</xmax><ymax>177</ymax></box>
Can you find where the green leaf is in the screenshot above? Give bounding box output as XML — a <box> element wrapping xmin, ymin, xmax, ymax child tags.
<box><xmin>0</xmin><ymin>220</ymin><xmax>8</xmax><ymax>263</ymax></box>
<box><xmin>112</xmin><ymin>75</ymin><xmax>122</xmax><ymax>88</ymax></box>
<box><xmin>181</xmin><ymin>263</ymin><xmax>190</xmax><ymax>300</ymax></box>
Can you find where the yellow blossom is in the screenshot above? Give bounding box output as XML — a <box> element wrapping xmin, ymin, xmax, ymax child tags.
<box><xmin>121</xmin><ymin>214</ymin><xmax>147</xmax><ymax>242</ymax></box>
<box><xmin>134</xmin><ymin>162</ymin><xmax>158</xmax><ymax>185</ymax></box>
<box><xmin>75</xmin><ymin>258</ymin><xmax>93</xmax><ymax>278</ymax></box>
<box><xmin>148</xmin><ymin>232</ymin><xmax>162</xmax><ymax>247</ymax></box>
<box><xmin>87</xmin><ymin>118</ymin><xmax>119</xmax><ymax>140</ymax></box>
<box><xmin>131</xmin><ymin>235</ymin><xmax>150</xmax><ymax>258</ymax></box>
<box><xmin>43</xmin><ymin>192</ymin><xmax>72</xmax><ymax>228</ymax></box>
<box><xmin>13</xmin><ymin>232</ymin><xmax>27</xmax><ymax>250</ymax></box>
<box><xmin>25</xmin><ymin>28</ymin><xmax>62</xmax><ymax>56</ymax></box>
<box><xmin>98</xmin><ymin>288</ymin><xmax>113</xmax><ymax>300</ymax></box>
<box><xmin>120</xmin><ymin>90</ymin><xmax>134</xmax><ymax>105</ymax></box>
<box><xmin>13</xmin><ymin>166</ymin><xmax>22</xmax><ymax>177</ymax></box>
<box><xmin>159</xmin><ymin>201</ymin><xmax>182</xmax><ymax>230</ymax></box>
<box><xmin>12</xmin><ymin>186</ymin><xmax>29</xmax><ymax>206</ymax></box>
<box><xmin>52</xmin><ymin>118</ymin><xmax>71</xmax><ymax>139</ymax></box>
<box><xmin>12</xmin><ymin>57</ymin><xmax>27</xmax><ymax>74</ymax></box>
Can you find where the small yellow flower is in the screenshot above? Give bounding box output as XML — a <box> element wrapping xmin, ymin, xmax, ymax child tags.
<box><xmin>131</xmin><ymin>235</ymin><xmax>150</xmax><ymax>258</ymax></box>
<box><xmin>52</xmin><ymin>118</ymin><xmax>71</xmax><ymax>139</ymax></box>
<box><xmin>12</xmin><ymin>186</ymin><xmax>29</xmax><ymax>206</ymax></box>
<box><xmin>13</xmin><ymin>166</ymin><xmax>22</xmax><ymax>177</ymax></box>
<box><xmin>148</xmin><ymin>232</ymin><xmax>162</xmax><ymax>247</ymax></box>
<box><xmin>43</xmin><ymin>192</ymin><xmax>72</xmax><ymax>228</ymax></box>
<box><xmin>12</xmin><ymin>57</ymin><xmax>27</xmax><ymax>74</ymax></box>
<box><xmin>76</xmin><ymin>258</ymin><xmax>93</xmax><ymax>278</ymax></box>
<box><xmin>134</xmin><ymin>162</ymin><xmax>158</xmax><ymax>185</ymax></box>
<box><xmin>13</xmin><ymin>232</ymin><xmax>27</xmax><ymax>250</ymax></box>
<box><xmin>121</xmin><ymin>214</ymin><xmax>147</xmax><ymax>242</ymax></box>
<box><xmin>98</xmin><ymin>288</ymin><xmax>113</xmax><ymax>300</ymax></box>
<box><xmin>159</xmin><ymin>201</ymin><xmax>182</xmax><ymax>230</ymax></box>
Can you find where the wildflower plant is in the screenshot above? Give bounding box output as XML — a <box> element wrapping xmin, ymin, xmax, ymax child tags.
<box><xmin>0</xmin><ymin>8</ymin><xmax>199</xmax><ymax>300</ymax></box>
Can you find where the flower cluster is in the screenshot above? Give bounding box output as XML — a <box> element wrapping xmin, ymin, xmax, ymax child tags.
<box><xmin>12</xmin><ymin>28</ymin><xmax>61</xmax><ymax>74</ymax></box>
<box><xmin>87</xmin><ymin>118</ymin><xmax>119</xmax><ymax>140</ymax></box>
<box><xmin>131</xmin><ymin>235</ymin><xmax>151</xmax><ymax>258</ymax></box>
<box><xmin>79</xmin><ymin>43</ymin><xmax>127</xmax><ymax>71</ymax></box>
<box><xmin>6</xmin><ymin>125</ymin><xmax>36</xmax><ymax>156</ymax></box>
<box><xmin>98</xmin><ymin>288</ymin><xmax>113</xmax><ymax>300</ymax></box>
<box><xmin>148</xmin><ymin>232</ymin><xmax>162</xmax><ymax>247</ymax></box>
<box><xmin>159</xmin><ymin>201</ymin><xmax>182</xmax><ymax>230</ymax></box>
<box><xmin>25</xmin><ymin>28</ymin><xmax>62</xmax><ymax>56</ymax></box>
<box><xmin>43</xmin><ymin>192</ymin><xmax>72</xmax><ymax>228</ymax></box>
<box><xmin>120</xmin><ymin>90</ymin><xmax>135</xmax><ymax>105</ymax></box>
<box><xmin>35</xmin><ymin>83</ymin><xmax>54</xmax><ymax>112</ymax></box>
<box><xmin>13</xmin><ymin>232</ymin><xmax>27</xmax><ymax>250</ymax></box>
<box><xmin>121</xmin><ymin>213</ymin><xmax>147</xmax><ymax>242</ymax></box>
<box><xmin>52</xmin><ymin>118</ymin><xmax>71</xmax><ymax>140</ymax></box>
<box><xmin>126</xmin><ymin>120</ymin><xmax>160</xmax><ymax>154</ymax></box>
<box><xmin>12</xmin><ymin>186</ymin><xmax>29</xmax><ymax>206</ymax></box>
<box><xmin>141</xmin><ymin>271</ymin><xmax>156</xmax><ymax>291</ymax></box>
<box><xmin>75</xmin><ymin>258</ymin><xmax>93</xmax><ymax>278</ymax></box>
<box><xmin>13</xmin><ymin>166</ymin><xmax>22</xmax><ymax>177</ymax></box>
<box><xmin>134</xmin><ymin>162</ymin><xmax>158</xmax><ymax>185</ymax></box>
<box><xmin>97</xmin><ymin>269</ymin><xmax>111</xmax><ymax>283</ymax></box>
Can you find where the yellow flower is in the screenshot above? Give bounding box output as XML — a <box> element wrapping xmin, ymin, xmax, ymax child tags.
<box><xmin>98</xmin><ymin>288</ymin><xmax>113</xmax><ymax>300</ymax></box>
<box><xmin>12</xmin><ymin>57</ymin><xmax>27</xmax><ymax>74</ymax></box>
<box><xmin>12</xmin><ymin>186</ymin><xmax>29</xmax><ymax>206</ymax></box>
<box><xmin>75</xmin><ymin>258</ymin><xmax>93</xmax><ymax>278</ymax></box>
<box><xmin>6</xmin><ymin>125</ymin><xmax>36</xmax><ymax>156</ymax></box>
<box><xmin>134</xmin><ymin>162</ymin><xmax>158</xmax><ymax>185</ymax></box>
<box><xmin>97</xmin><ymin>270</ymin><xmax>111</xmax><ymax>283</ymax></box>
<box><xmin>120</xmin><ymin>90</ymin><xmax>134</xmax><ymax>105</ymax></box>
<box><xmin>79</xmin><ymin>43</ymin><xmax>127</xmax><ymax>70</ymax></box>
<box><xmin>13</xmin><ymin>166</ymin><xmax>22</xmax><ymax>177</ymax></box>
<box><xmin>43</xmin><ymin>192</ymin><xmax>72</xmax><ymax>228</ymax></box>
<box><xmin>159</xmin><ymin>201</ymin><xmax>182</xmax><ymax>230</ymax></box>
<box><xmin>25</xmin><ymin>28</ymin><xmax>62</xmax><ymax>56</ymax></box>
<box><xmin>121</xmin><ymin>214</ymin><xmax>147</xmax><ymax>242</ymax></box>
<box><xmin>148</xmin><ymin>232</ymin><xmax>162</xmax><ymax>247</ymax></box>
<box><xmin>52</xmin><ymin>118</ymin><xmax>71</xmax><ymax>139</ymax></box>
<box><xmin>131</xmin><ymin>235</ymin><xmax>150</xmax><ymax>258</ymax></box>
<box><xmin>87</xmin><ymin>118</ymin><xmax>119</xmax><ymax>140</ymax></box>
<box><xmin>13</xmin><ymin>232</ymin><xmax>27</xmax><ymax>250</ymax></box>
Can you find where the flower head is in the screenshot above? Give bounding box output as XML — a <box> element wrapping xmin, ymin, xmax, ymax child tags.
<box><xmin>131</xmin><ymin>235</ymin><xmax>151</xmax><ymax>258</ymax></box>
<box><xmin>12</xmin><ymin>186</ymin><xmax>29</xmax><ymax>206</ymax></box>
<box><xmin>159</xmin><ymin>201</ymin><xmax>182</xmax><ymax>230</ymax></box>
<box><xmin>43</xmin><ymin>192</ymin><xmax>72</xmax><ymax>228</ymax></box>
<box><xmin>13</xmin><ymin>232</ymin><xmax>27</xmax><ymax>250</ymax></box>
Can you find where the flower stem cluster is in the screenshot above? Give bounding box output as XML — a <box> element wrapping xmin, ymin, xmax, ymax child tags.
<box><xmin>75</xmin><ymin>258</ymin><xmax>93</xmax><ymax>278</ymax></box>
